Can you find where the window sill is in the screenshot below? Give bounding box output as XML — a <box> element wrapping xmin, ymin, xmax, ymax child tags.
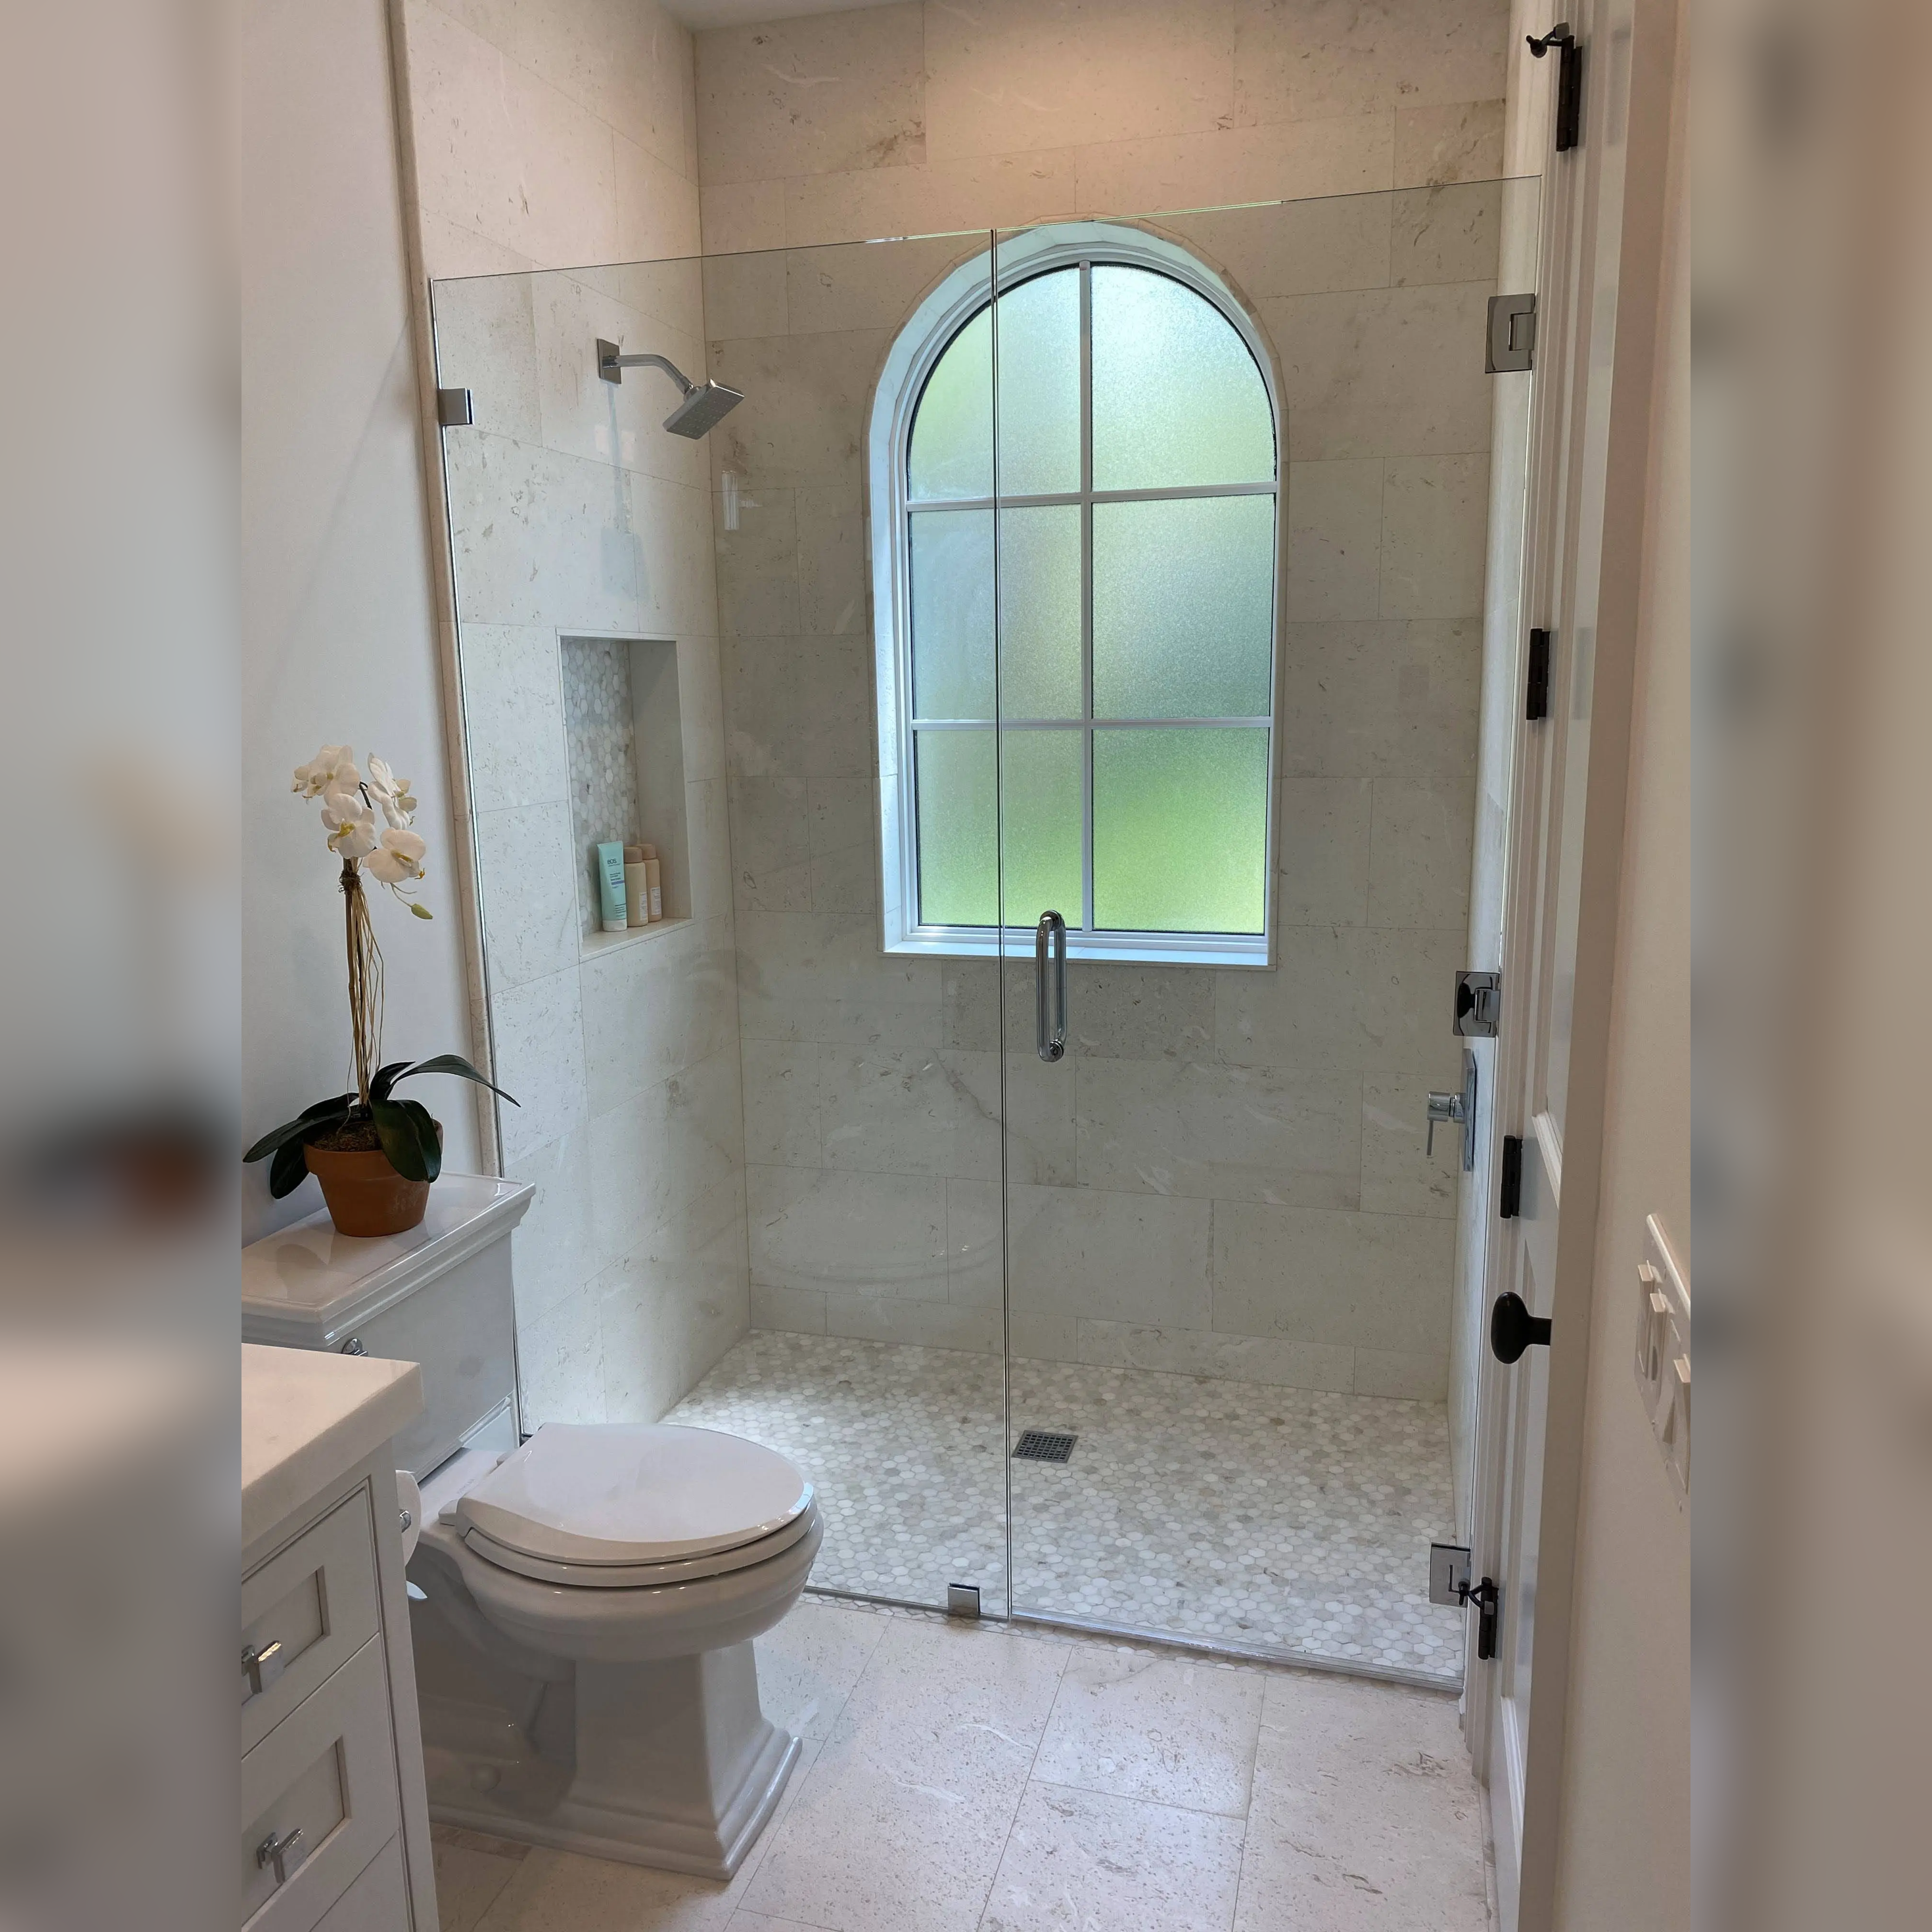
<box><xmin>882</xmin><ymin>926</ymin><xmax>1271</xmax><ymax>969</ymax></box>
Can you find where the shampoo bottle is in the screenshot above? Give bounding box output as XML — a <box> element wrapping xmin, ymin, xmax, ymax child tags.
<box><xmin>622</xmin><ymin>844</ymin><xmax>648</xmax><ymax>927</ymax></box>
<box><xmin>642</xmin><ymin>843</ymin><xmax>663</xmax><ymax>921</ymax></box>
<box><xmin>596</xmin><ymin>842</ymin><xmax>628</xmax><ymax>932</ymax></box>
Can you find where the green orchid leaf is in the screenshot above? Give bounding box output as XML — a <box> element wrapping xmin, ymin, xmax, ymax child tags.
<box><xmin>368</xmin><ymin>1061</ymin><xmax>414</xmax><ymax>1104</ymax></box>
<box><xmin>243</xmin><ymin>1096</ymin><xmax>353</xmax><ymax>1163</ymax></box>
<box><xmin>388</xmin><ymin>1053</ymin><xmax>520</xmax><ymax>1107</ymax></box>
<box><xmin>371</xmin><ymin>1098</ymin><xmax>432</xmax><ymax>1183</ymax></box>
<box><xmin>268</xmin><ymin>1137</ymin><xmax>311</xmax><ymax>1199</ymax></box>
<box><xmin>398</xmin><ymin>1097</ymin><xmax>443</xmax><ymax>1182</ymax></box>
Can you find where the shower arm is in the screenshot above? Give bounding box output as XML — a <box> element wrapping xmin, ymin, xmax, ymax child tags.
<box><xmin>595</xmin><ymin>342</ymin><xmax>694</xmax><ymax>392</ymax></box>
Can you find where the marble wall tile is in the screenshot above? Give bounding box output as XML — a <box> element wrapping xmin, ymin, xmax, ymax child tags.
<box><xmin>1072</xmin><ymin>114</ymin><xmax>1394</xmax><ymax>218</ymax></box>
<box><xmin>959</xmin><ymin>1052</ymin><xmax>1079</xmax><ymax>1186</ymax></box>
<box><xmin>796</xmin><ymin>483</ymin><xmax>867</xmax><ymax>636</ymax></box>
<box><xmin>677</xmin><ymin>633</ymin><xmax>728</xmax><ymax>782</ymax></box>
<box><xmin>579</xmin><ymin>915</ymin><xmax>738</xmax><ymax>1115</ymax></box>
<box><xmin>945</xmin><ymin>1177</ymin><xmax>1002</xmax><ymax>1307</ymax></box>
<box><xmin>587</xmin><ymin>1042</ymin><xmax>745</xmax><ymax>1261</ymax></box>
<box><xmin>1004</xmin><ymin>1184</ymin><xmax>1212</xmax><ymax>1331</ymax></box>
<box><xmin>808</xmin><ymin>775</ymin><xmax>878</xmax><ymax>914</ymax></box>
<box><xmin>822</xmin><ymin>1292</ymin><xmax>1001</xmax><ymax>1354</ymax></box>
<box><xmin>926</xmin><ymin>0</ymin><xmax>1237</xmax><ymax>161</ymax></box>
<box><xmin>699</xmin><ymin>177</ymin><xmax>787</xmax><ymax>255</ymax></box>
<box><xmin>459</xmin><ymin>626</ymin><xmax>569</xmax><ymax>812</ymax></box>
<box><xmin>1276</xmin><ymin>774</ymin><xmax>1372</xmax><ymax>924</ymax></box>
<box><xmin>740</xmin><ymin>1037</ymin><xmax>823</xmax><ymax>1168</ymax></box>
<box><xmin>735</xmin><ymin>909</ymin><xmax>940</xmax><ymax>1046</ymax></box>
<box><xmin>1074</xmin><ymin>1057</ymin><xmax>1361</xmax><ymax>1209</ymax></box>
<box><xmin>489</xmin><ymin>964</ymin><xmax>587</xmax><ymax>1163</ymax></box>
<box><xmin>940</xmin><ymin>959</ymin><xmax>1008</xmax><ymax>1056</ymax></box>
<box><xmin>1368</xmin><ymin>777</ymin><xmax>1475</xmax><ymax>929</ymax></box>
<box><xmin>694</xmin><ymin>4</ymin><xmax>926</xmax><ymax>186</ymax></box>
<box><xmin>730</xmin><ymin>773</ymin><xmax>812</xmax><ymax>910</ymax></box>
<box><xmin>1379</xmin><ymin>452</ymin><xmax>1491</xmax><ymax>620</ymax></box>
<box><xmin>403</xmin><ymin>1</ymin><xmax>618</xmax><ymax>271</ymax></box>
<box><xmin>1163</xmin><ymin>194</ymin><xmax>1393</xmax><ymax>303</ymax></box>
<box><xmin>1352</xmin><ymin>1345</ymin><xmax>1449</xmax><ymax>1400</ymax></box>
<box><xmin>579</xmin><ymin>254</ymin><xmax>706</xmax><ymax>339</ymax></box>
<box><xmin>444</xmin><ymin>433</ymin><xmax>646</xmax><ymax>632</ymax></box>
<box><xmin>1284</xmin><ymin>457</ymin><xmax>1384</xmax><ymax>621</ymax></box>
<box><xmin>515</xmin><ymin>1277</ymin><xmax>604</xmax><ymax>1428</ymax></box>
<box><xmin>746</xmin><ymin>1163</ymin><xmax>948</xmax><ymax>1299</ymax></box>
<box><xmin>751</xmin><ymin>1281</ymin><xmax>827</xmax><ymax>1333</ymax></box>
<box><xmin>724</xmin><ymin>636</ymin><xmax>874</xmax><ymax>781</ymax></box>
<box><xmin>430</xmin><ymin>271</ymin><xmax>541</xmax><ymax>442</ymax></box>
<box><xmin>503</xmin><ymin>1123</ymin><xmax>601</xmax><ymax>1329</ymax></box>
<box><xmin>599</xmin><ymin>1202</ymin><xmax>750</xmax><ymax>1422</ymax></box>
<box><xmin>1065</xmin><ymin>965</ymin><xmax>1215</xmax><ymax>1062</ymax></box>
<box><xmin>1012</xmin><ymin>1308</ymin><xmax>1079</xmax><ymax>1362</ymax></box>
<box><xmin>707</xmin><ymin>330</ymin><xmax>889</xmax><ymax>490</ymax></box>
<box><xmin>1212</xmin><ymin>1200</ymin><xmax>1456</xmax><ymax>1354</ymax></box>
<box><xmin>1214</xmin><ymin>924</ymin><xmax>1465</xmax><ymax>1078</ymax></box>
<box><xmin>614</xmin><ymin>130</ymin><xmax>702</xmax><ymax>263</ymax></box>
<box><xmin>714</xmin><ymin>485</ymin><xmax>800</xmax><ymax>639</ymax></box>
<box><xmin>1360</xmin><ymin>1070</ymin><xmax>1459</xmax><ymax>1217</ymax></box>
<box><xmin>1393</xmin><ymin>98</ymin><xmax>1507</xmax><ymax>189</ymax></box>
<box><xmin>785</xmin><ymin>234</ymin><xmax>970</xmax><ymax>337</ymax></box>
<box><xmin>1390</xmin><ymin>181</ymin><xmax>1504</xmax><ymax>287</ymax></box>
<box><xmin>630</xmin><ymin>472</ymin><xmax>719</xmax><ymax>636</ymax></box>
<box><xmin>817</xmin><ymin>1046</ymin><xmax>992</xmax><ymax>1178</ymax></box>
<box><xmin>417</xmin><ymin>211</ymin><xmax>537</xmax><ymax>282</ymax></box>
<box><xmin>685</xmin><ymin>774</ymin><xmax>734</xmax><ymax>921</ymax></box>
<box><xmin>783</xmin><ymin>150</ymin><xmax>1079</xmax><ymax>251</ymax></box>
<box><xmin>1073</xmin><ymin>1318</ymin><xmax>1354</xmax><ymax>1392</ymax></box>
<box><xmin>1277</xmin><ymin>617</ymin><xmax>1482</xmax><ymax>779</ymax></box>
<box><xmin>474</xmin><ymin>800</ymin><xmax>581</xmax><ymax>988</ymax></box>
<box><xmin>1261</xmin><ymin>281</ymin><xmax>1494</xmax><ymax>461</ymax></box>
<box><xmin>703</xmin><ymin>248</ymin><xmax>789</xmax><ymax>341</ymax></box>
<box><xmin>1232</xmin><ymin>0</ymin><xmax>1508</xmax><ymax>126</ymax></box>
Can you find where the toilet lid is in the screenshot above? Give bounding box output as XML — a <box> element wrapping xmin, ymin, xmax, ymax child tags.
<box><xmin>453</xmin><ymin>1423</ymin><xmax>812</xmax><ymax>1567</ymax></box>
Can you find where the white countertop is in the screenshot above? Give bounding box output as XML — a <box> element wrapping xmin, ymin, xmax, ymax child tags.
<box><xmin>242</xmin><ymin>1344</ymin><xmax>423</xmax><ymax>1548</ymax></box>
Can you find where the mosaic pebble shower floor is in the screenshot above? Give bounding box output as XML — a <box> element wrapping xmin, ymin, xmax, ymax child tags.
<box><xmin>665</xmin><ymin>1329</ymin><xmax>1464</xmax><ymax>1685</ymax></box>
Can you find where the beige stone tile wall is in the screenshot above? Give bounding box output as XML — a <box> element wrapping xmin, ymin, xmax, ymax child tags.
<box><xmin>705</xmin><ymin>153</ymin><xmax>1506</xmax><ymax>1394</ymax></box>
<box><xmin>403</xmin><ymin>0</ymin><xmax>749</xmax><ymax>1429</ymax></box>
<box><xmin>693</xmin><ymin>0</ymin><xmax>1510</xmax><ymax>254</ymax></box>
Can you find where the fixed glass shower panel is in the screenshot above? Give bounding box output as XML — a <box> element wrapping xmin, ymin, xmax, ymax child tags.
<box><xmin>990</xmin><ymin>186</ymin><xmax>1533</xmax><ymax>1683</ymax></box>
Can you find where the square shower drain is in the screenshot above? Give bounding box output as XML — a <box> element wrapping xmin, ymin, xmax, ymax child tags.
<box><xmin>1012</xmin><ymin>1429</ymin><xmax>1077</xmax><ymax>1463</ymax></box>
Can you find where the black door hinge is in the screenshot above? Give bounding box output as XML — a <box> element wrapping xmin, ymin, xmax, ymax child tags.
<box><xmin>1527</xmin><ymin>25</ymin><xmax>1583</xmax><ymax>152</ymax></box>
<box><xmin>1525</xmin><ymin>628</ymin><xmax>1551</xmax><ymax>720</ymax></box>
<box><xmin>1465</xmin><ymin>1576</ymin><xmax>1501</xmax><ymax>1660</ymax></box>
<box><xmin>1499</xmin><ymin>1134</ymin><xmax>1524</xmax><ymax>1218</ymax></box>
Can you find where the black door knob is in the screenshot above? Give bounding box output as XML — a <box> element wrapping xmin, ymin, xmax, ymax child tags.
<box><xmin>1490</xmin><ymin>1291</ymin><xmax>1553</xmax><ymax>1364</ymax></box>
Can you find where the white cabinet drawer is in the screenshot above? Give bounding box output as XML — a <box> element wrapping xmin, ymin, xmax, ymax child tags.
<box><xmin>240</xmin><ymin>1636</ymin><xmax>399</xmax><ymax>1932</ymax></box>
<box><xmin>312</xmin><ymin>1835</ymin><xmax>409</xmax><ymax>1931</ymax></box>
<box><xmin>242</xmin><ymin>1487</ymin><xmax>379</xmax><ymax>1754</ymax></box>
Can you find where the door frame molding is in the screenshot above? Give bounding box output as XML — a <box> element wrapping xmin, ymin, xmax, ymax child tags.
<box><xmin>1465</xmin><ymin>1</ymin><xmax>1684</xmax><ymax>1926</ymax></box>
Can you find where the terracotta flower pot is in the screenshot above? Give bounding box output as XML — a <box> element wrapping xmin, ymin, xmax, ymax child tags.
<box><xmin>304</xmin><ymin>1129</ymin><xmax>439</xmax><ymax>1238</ymax></box>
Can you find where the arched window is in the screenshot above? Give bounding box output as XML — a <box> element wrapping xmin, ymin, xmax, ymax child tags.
<box><xmin>868</xmin><ymin>224</ymin><xmax>1279</xmax><ymax>966</ymax></box>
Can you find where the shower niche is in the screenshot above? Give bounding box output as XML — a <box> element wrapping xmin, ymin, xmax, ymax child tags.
<box><xmin>560</xmin><ymin>633</ymin><xmax>691</xmax><ymax>954</ymax></box>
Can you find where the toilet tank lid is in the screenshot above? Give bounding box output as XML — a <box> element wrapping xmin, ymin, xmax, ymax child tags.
<box><xmin>241</xmin><ymin>1174</ymin><xmax>534</xmax><ymax>1342</ymax></box>
<box><xmin>454</xmin><ymin>1423</ymin><xmax>813</xmax><ymax>1566</ymax></box>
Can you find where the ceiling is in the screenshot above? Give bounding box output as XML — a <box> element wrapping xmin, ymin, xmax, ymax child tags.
<box><xmin>667</xmin><ymin>0</ymin><xmax>906</xmax><ymax>29</ymax></box>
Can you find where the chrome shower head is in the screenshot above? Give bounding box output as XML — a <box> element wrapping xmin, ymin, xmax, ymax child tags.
<box><xmin>660</xmin><ymin>380</ymin><xmax>744</xmax><ymax>438</ymax></box>
<box><xmin>595</xmin><ymin>339</ymin><xmax>744</xmax><ymax>438</ymax></box>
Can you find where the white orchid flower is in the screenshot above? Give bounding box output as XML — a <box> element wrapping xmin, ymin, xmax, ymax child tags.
<box><xmin>321</xmin><ymin>794</ymin><xmax>379</xmax><ymax>860</ymax></box>
<box><xmin>365</xmin><ymin>825</ymin><xmax>427</xmax><ymax>886</ymax></box>
<box><xmin>366</xmin><ymin>756</ymin><xmax>418</xmax><ymax>829</ymax></box>
<box><xmin>293</xmin><ymin>744</ymin><xmax>358</xmax><ymax>798</ymax></box>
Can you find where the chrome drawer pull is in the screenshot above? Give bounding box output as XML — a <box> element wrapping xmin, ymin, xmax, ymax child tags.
<box><xmin>256</xmin><ymin>1825</ymin><xmax>305</xmax><ymax>1887</ymax></box>
<box><xmin>241</xmin><ymin>1639</ymin><xmax>284</xmax><ymax>1698</ymax></box>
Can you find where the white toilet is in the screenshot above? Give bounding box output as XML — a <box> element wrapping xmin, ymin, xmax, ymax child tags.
<box><xmin>241</xmin><ymin>1175</ymin><xmax>820</xmax><ymax>1879</ymax></box>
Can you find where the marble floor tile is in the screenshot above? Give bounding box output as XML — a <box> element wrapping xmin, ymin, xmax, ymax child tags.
<box><xmin>666</xmin><ymin>1331</ymin><xmax>1462</xmax><ymax>1683</ymax></box>
<box><xmin>432</xmin><ymin>1826</ymin><xmax>529</xmax><ymax>1932</ymax></box>
<box><xmin>755</xmin><ymin>1595</ymin><xmax>890</xmax><ymax>1743</ymax></box>
<box><xmin>980</xmin><ymin>1782</ymin><xmax>1246</xmax><ymax>1932</ymax></box>
<box><xmin>1031</xmin><ymin>1650</ymin><xmax>1263</xmax><ymax>1817</ymax></box>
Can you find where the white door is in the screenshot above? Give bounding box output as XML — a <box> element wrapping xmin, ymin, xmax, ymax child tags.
<box><xmin>1472</xmin><ymin>2</ymin><xmax>1643</xmax><ymax>1925</ymax></box>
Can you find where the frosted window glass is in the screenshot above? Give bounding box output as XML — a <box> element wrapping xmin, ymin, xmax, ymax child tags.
<box><xmin>916</xmin><ymin>730</ymin><xmax>997</xmax><ymax>926</ymax></box>
<box><xmin>998</xmin><ymin>506</ymin><xmax>1081</xmax><ymax>719</ymax></box>
<box><xmin>1092</xmin><ymin>266</ymin><xmax>1273</xmax><ymax>490</ymax></box>
<box><xmin>909</xmin><ymin>307</ymin><xmax>993</xmax><ymax>502</ymax></box>
<box><xmin>992</xmin><ymin>268</ymin><xmax>1080</xmax><ymax>496</ymax></box>
<box><xmin>1093</xmin><ymin>729</ymin><xmax>1268</xmax><ymax>933</ymax></box>
<box><xmin>1093</xmin><ymin>496</ymin><xmax>1275</xmax><ymax>718</ymax></box>
<box><xmin>911</xmin><ymin>509</ymin><xmax>994</xmax><ymax>719</ymax></box>
<box><xmin>998</xmin><ymin>729</ymin><xmax>1083</xmax><ymax>927</ymax></box>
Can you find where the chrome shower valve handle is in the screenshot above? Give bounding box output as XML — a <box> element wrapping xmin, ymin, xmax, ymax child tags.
<box><xmin>1425</xmin><ymin>1047</ymin><xmax>1480</xmax><ymax>1171</ymax></box>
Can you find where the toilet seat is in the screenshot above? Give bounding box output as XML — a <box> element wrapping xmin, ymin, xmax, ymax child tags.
<box><xmin>452</xmin><ymin>1423</ymin><xmax>813</xmax><ymax>1580</ymax></box>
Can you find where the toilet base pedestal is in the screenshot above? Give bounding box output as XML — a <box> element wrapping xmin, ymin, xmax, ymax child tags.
<box><xmin>428</xmin><ymin>1641</ymin><xmax>802</xmax><ymax>1880</ymax></box>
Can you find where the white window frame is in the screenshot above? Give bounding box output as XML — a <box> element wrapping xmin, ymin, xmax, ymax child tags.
<box><xmin>867</xmin><ymin>221</ymin><xmax>1282</xmax><ymax>967</ymax></box>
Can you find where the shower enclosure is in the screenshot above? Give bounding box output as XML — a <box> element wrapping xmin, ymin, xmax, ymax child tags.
<box><xmin>431</xmin><ymin>180</ymin><xmax>1537</xmax><ymax>1688</ymax></box>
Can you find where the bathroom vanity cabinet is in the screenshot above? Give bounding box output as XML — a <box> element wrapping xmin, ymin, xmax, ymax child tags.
<box><xmin>241</xmin><ymin>1344</ymin><xmax>439</xmax><ymax>1931</ymax></box>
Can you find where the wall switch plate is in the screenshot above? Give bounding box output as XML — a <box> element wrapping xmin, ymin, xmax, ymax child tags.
<box><xmin>1636</xmin><ymin>1215</ymin><xmax>1690</xmax><ymax>1495</ymax></box>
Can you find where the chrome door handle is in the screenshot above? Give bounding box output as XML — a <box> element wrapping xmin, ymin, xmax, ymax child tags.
<box><xmin>241</xmin><ymin>1639</ymin><xmax>284</xmax><ymax>1698</ymax></box>
<box><xmin>1035</xmin><ymin>911</ymin><xmax>1067</xmax><ymax>1063</ymax></box>
<box><xmin>256</xmin><ymin>1826</ymin><xmax>306</xmax><ymax>1887</ymax></box>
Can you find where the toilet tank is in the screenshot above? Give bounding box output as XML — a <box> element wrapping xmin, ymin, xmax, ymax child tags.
<box><xmin>242</xmin><ymin>1174</ymin><xmax>534</xmax><ymax>1479</ymax></box>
